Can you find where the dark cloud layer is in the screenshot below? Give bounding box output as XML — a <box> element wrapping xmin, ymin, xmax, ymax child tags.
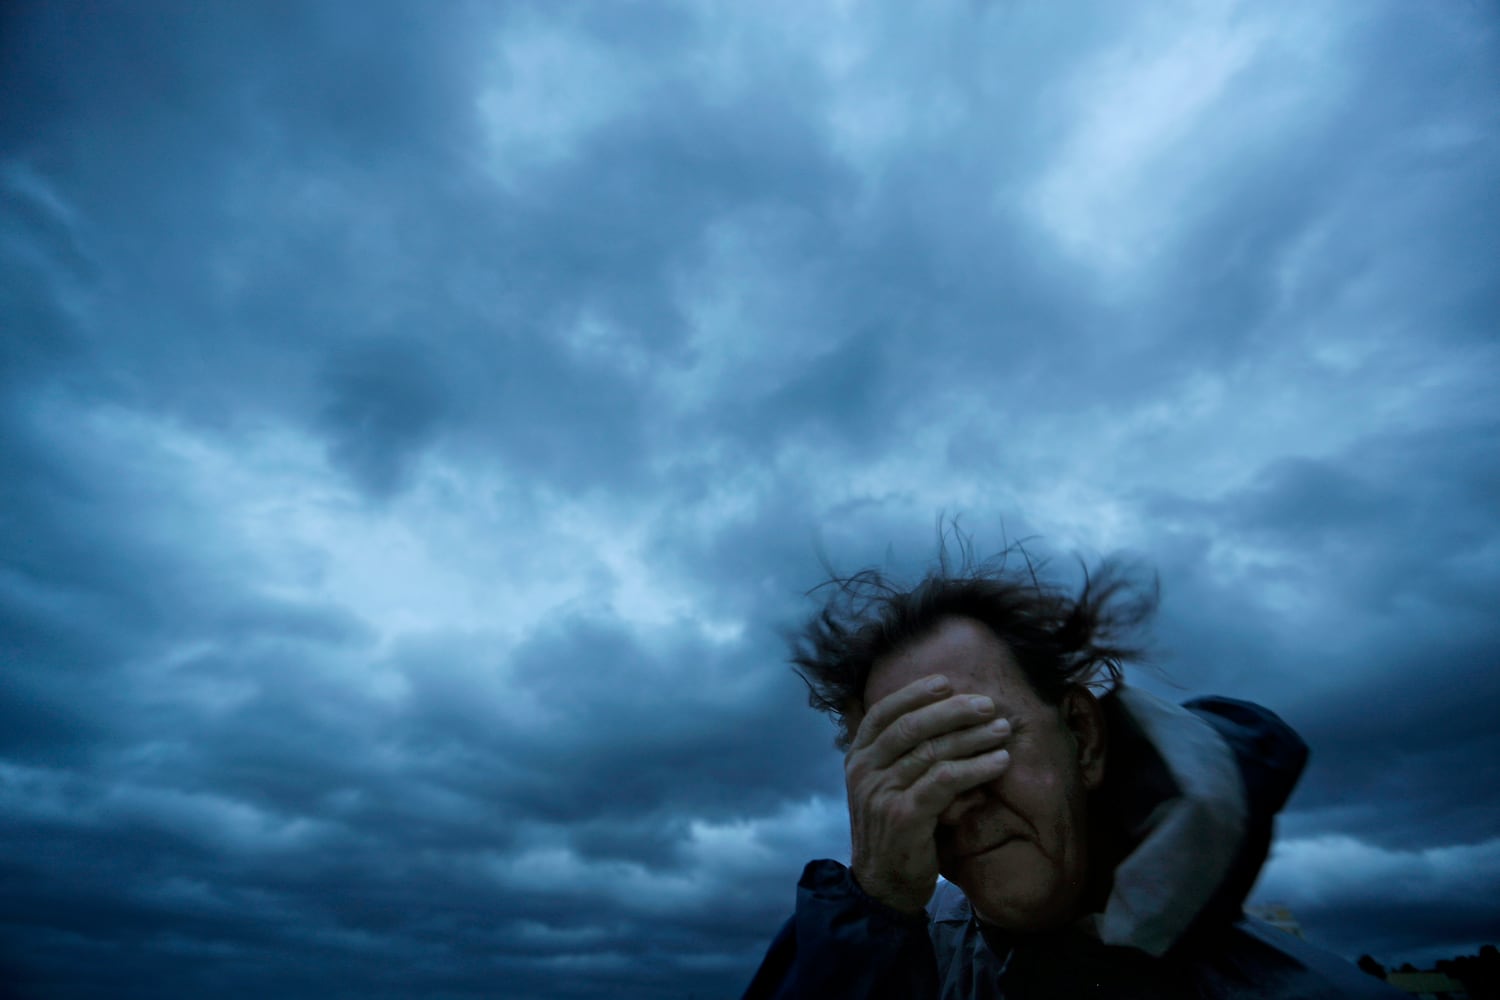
<box><xmin>2</xmin><ymin>1</ymin><xmax>1498</xmax><ymax>997</ymax></box>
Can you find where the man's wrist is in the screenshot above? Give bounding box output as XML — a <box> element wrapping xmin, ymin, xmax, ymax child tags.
<box><xmin>799</xmin><ymin>860</ymin><xmax>930</xmax><ymax>926</ymax></box>
<box><xmin>847</xmin><ymin>865</ymin><xmax>932</xmax><ymax>919</ymax></box>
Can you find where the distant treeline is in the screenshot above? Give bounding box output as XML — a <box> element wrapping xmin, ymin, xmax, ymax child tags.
<box><xmin>1357</xmin><ymin>944</ymin><xmax>1499</xmax><ymax>1000</ymax></box>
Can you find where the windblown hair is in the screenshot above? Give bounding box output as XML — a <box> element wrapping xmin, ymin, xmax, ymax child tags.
<box><xmin>790</xmin><ymin>534</ymin><xmax>1160</xmax><ymax>750</ymax></box>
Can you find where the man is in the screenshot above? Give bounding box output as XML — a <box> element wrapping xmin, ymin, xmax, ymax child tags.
<box><xmin>743</xmin><ymin>548</ymin><xmax>1400</xmax><ymax>998</ymax></box>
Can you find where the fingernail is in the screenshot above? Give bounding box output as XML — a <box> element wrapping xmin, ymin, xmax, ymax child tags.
<box><xmin>928</xmin><ymin>676</ymin><xmax>951</xmax><ymax>693</ymax></box>
<box><xmin>987</xmin><ymin>718</ymin><xmax>1010</xmax><ymax>734</ymax></box>
<box><xmin>968</xmin><ymin>695</ymin><xmax>994</xmax><ymax>714</ymax></box>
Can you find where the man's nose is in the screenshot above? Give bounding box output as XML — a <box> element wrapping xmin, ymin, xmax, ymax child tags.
<box><xmin>937</xmin><ymin>788</ymin><xmax>989</xmax><ymax>827</ymax></box>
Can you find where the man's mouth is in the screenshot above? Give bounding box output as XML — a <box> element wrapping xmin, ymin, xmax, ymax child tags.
<box><xmin>961</xmin><ymin>835</ymin><xmax>1018</xmax><ymax>859</ymax></box>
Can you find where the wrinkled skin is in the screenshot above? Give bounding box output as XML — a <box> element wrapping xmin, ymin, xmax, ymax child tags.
<box><xmin>847</xmin><ymin>617</ymin><xmax>1106</xmax><ymax>929</ymax></box>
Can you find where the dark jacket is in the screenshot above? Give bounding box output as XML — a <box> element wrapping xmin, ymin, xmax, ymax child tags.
<box><xmin>743</xmin><ymin>688</ymin><xmax>1403</xmax><ymax>999</ymax></box>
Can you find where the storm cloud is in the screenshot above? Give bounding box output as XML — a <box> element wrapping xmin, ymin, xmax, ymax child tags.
<box><xmin>2</xmin><ymin>1</ymin><xmax>1497</xmax><ymax>997</ymax></box>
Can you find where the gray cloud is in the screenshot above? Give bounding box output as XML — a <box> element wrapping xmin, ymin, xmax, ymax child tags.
<box><xmin>2</xmin><ymin>1</ymin><xmax>1497</xmax><ymax>996</ymax></box>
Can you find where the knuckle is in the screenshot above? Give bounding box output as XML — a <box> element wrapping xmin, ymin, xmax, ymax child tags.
<box><xmin>911</xmin><ymin>738</ymin><xmax>937</xmax><ymax>765</ymax></box>
<box><xmin>846</xmin><ymin>761</ymin><xmax>881</xmax><ymax>792</ymax></box>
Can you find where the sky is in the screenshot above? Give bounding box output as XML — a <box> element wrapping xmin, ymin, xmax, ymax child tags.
<box><xmin>1</xmin><ymin>1</ymin><xmax>1497</xmax><ymax>997</ymax></box>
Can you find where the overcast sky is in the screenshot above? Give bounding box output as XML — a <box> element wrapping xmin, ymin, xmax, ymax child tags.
<box><xmin>2</xmin><ymin>1</ymin><xmax>1497</xmax><ymax>997</ymax></box>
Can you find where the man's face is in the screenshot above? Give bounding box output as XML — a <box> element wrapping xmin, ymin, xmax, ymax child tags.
<box><xmin>862</xmin><ymin>616</ymin><xmax>1105</xmax><ymax>930</ymax></box>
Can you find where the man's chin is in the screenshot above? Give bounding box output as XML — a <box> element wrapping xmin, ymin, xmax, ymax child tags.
<box><xmin>947</xmin><ymin>855</ymin><xmax>1076</xmax><ymax>931</ymax></box>
<box><xmin>967</xmin><ymin>894</ymin><xmax>1076</xmax><ymax>933</ymax></box>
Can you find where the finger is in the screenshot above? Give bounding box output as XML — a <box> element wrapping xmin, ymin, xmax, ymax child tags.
<box><xmin>906</xmin><ymin>748</ymin><xmax>1011</xmax><ymax>818</ymax></box>
<box><xmin>866</xmin><ymin>693</ymin><xmax>998</xmax><ymax>771</ymax></box>
<box><xmin>890</xmin><ymin>717</ymin><xmax>1010</xmax><ymax>789</ymax></box>
<box><xmin>849</xmin><ymin>674</ymin><xmax>954</xmax><ymax>753</ymax></box>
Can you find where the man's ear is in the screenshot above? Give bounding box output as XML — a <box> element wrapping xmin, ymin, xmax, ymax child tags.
<box><xmin>1062</xmin><ymin>686</ymin><xmax>1107</xmax><ymax>791</ymax></box>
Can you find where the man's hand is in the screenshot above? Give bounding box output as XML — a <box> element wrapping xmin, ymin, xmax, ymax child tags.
<box><xmin>845</xmin><ymin>675</ymin><xmax>1011</xmax><ymax>914</ymax></box>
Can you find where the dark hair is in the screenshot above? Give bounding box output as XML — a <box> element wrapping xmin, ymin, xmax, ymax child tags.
<box><xmin>790</xmin><ymin>535</ymin><xmax>1159</xmax><ymax>750</ymax></box>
